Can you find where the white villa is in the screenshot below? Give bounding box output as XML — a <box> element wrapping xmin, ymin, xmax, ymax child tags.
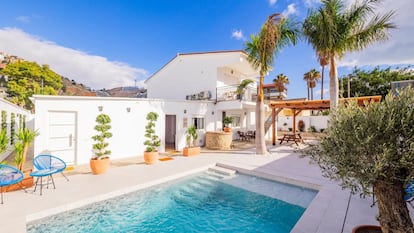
<box><xmin>32</xmin><ymin>50</ymin><xmax>263</xmax><ymax>165</ymax></box>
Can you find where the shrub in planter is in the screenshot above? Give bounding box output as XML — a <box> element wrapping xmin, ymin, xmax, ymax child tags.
<box><xmin>90</xmin><ymin>113</ymin><xmax>112</xmax><ymax>174</ymax></box>
<box><xmin>223</xmin><ymin>116</ymin><xmax>234</xmax><ymax>132</ymax></box>
<box><xmin>183</xmin><ymin>125</ymin><xmax>200</xmax><ymax>156</ymax></box>
<box><xmin>15</xmin><ymin>128</ymin><xmax>39</xmax><ymax>171</ymax></box>
<box><xmin>143</xmin><ymin>112</ymin><xmax>161</xmax><ymax>164</ymax></box>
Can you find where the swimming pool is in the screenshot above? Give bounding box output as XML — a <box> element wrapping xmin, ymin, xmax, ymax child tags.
<box><xmin>27</xmin><ymin>171</ymin><xmax>317</xmax><ymax>233</ymax></box>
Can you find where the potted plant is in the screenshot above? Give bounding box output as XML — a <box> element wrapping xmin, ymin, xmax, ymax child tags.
<box><xmin>15</xmin><ymin>127</ymin><xmax>39</xmax><ymax>171</ymax></box>
<box><xmin>10</xmin><ymin>127</ymin><xmax>38</xmax><ymax>190</ymax></box>
<box><xmin>143</xmin><ymin>112</ymin><xmax>161</xmax><ymax>165</ymax></box>
<box><xmin>223</xmin><ymin>116</ymin><xmax>234</xmax><ymax>132</ymax></box>
<box><xmin>303</xmin><ymin>88</ymin><xmax>414</xmax><ymax>232</ymax></box>
<box><xmin>183</xmin><ymin>125</ymin><xmax>200</xmax><ymax>156</ymax></box>
<box><xmin>90</xmin><ymin>113</ymin><xmax>112</xmax><ymax>175</ymax></box>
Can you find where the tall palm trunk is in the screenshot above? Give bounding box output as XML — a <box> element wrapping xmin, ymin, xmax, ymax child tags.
<box><xmin>307</xmin><ymin>82</ymin><xmax>310</xmax><ymax>100</ymax></box>
<box><xmin>329</xmin><ymin>57</ymin><xmax>339</xmax><ymax>109</ymax></box>
<box><xmin>321</xmin><ymin>65</ymin><xmax>325</xmax><ymax>99</ymax></box>
<box><xmin>256</xmin><ymin>75</ymin><xmax>267</xmax><ymax>155</ymax></box>
<box><xmin>311</xmin><ymin>87</ymin><xmax>314</xmax><ymax>100</ymax></box>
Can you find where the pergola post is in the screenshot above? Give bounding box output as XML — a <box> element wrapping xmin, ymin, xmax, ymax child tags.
<box><xmin>292</xmin><ymin>110</ymin><xmax>302</xmax><ymax>135</ymax></box>
<box><xmin>272</xmin><ymin>108</ymin><xmax>283</xmax><ymax>145</ymax></box>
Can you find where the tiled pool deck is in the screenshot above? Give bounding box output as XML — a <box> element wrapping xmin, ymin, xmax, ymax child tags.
<box><xmin>1</xmin><ymin>141</ymin><xmax>413</xmax><ymax>232</ymax></box>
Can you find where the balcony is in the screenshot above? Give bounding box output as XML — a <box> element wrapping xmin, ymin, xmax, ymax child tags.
<box><xmin>216</xmin><ymin>85</ymin><xmax>257</xmax><ymax>102</ymax></box>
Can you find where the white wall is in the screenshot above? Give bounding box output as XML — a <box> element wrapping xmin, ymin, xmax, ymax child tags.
<box><xmin>33</xmin><ymin>95</ymin><xmax>216</xmax><ymax>165</ymax></box>
<box><xmin>277</xmin><ymin>115</ymin><xmax>329</xmax><ymax>132</ymax></box>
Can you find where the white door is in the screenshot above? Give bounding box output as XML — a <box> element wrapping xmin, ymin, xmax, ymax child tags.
<box><xmin>47</xmin><ymin>111</ymin><xmax>77</xmax><ymax>165</ymax></box>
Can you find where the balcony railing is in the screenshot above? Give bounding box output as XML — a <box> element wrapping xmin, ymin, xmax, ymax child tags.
<box><xmin>216</xmin><ymin>85</ymin><xmax>257</xmax><ymax>102</ymax></box>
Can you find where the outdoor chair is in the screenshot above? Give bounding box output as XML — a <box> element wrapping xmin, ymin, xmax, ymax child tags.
<box><xmin>33</xmin><ymin>154</ymin><xmax>69</xmax><ymax>181</ymax></box>
<box><xmin>0</xmin><ymin>164</ymin><xmax>25</xmax><ymax>204</ymax></box>
<box><xmin>30</xmin><ymin>154</ymin><xmax>68</xmax><ymax>195</ymax></box>
<box><xmin>404</xmin><ymin>180</ymin><xmax>414</xmax><ymax>208</ymax></box>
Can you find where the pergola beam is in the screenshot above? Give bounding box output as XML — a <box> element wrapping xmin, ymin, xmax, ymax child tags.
<box><xmin>268</xmin><ymin>96</ymin><xmax>382</xmax><ymax>145</ymax></box>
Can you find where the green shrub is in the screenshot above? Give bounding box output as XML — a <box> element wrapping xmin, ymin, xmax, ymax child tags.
<box><xmin>91</xmin><ymin>114</ymin><xmax>112</xmax><ymax>159</ymax></box>
<box><xmin>144</xmin><ymin>112</ymin><xmax>161</xmax><ymax>152</ymax></box>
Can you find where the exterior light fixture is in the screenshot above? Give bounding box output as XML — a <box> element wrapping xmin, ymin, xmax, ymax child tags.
<box><xmin>212</xmin><ymin>111</ymin><xmax>214</xmax><ymax>115</ymax></box>
<box><xmin>126</xmin><ymin>107</ymin><xmax>131</xmax><ymax>113</ymax></box>
<box><xmin>184</xmin><ymin>109</ymin><xmax>187</xmax><ymax>114</ymax></box>
<box><xmin>98</xmin><ymin>106</ymin><xmax>103</xmax><ymax>112</ymax></box>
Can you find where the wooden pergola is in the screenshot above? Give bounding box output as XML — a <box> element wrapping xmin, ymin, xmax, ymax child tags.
<box><xmin>268</xmin><ymin>96</ymin><xmax>382</xmax><ymax>145</ymax></box>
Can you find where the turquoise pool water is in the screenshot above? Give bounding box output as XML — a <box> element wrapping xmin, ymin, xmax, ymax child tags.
<box><xmin>27</xmin><ymin>171</ymin><xmax>317</xmax><ymax>233</ymax></box>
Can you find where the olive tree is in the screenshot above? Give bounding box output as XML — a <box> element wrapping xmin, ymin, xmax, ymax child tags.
<box><xmin>303</xmin><ymin>88</ymin><xmax>414</xmax><ymax>233</ymax></box>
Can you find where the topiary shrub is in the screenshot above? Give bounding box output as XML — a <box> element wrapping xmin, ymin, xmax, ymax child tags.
<box><xmin>91</xmin><ymin>114</ymin><xmax>112</xmax><ymax>160</ymax></box>
<box><xmin>303</xmin><ymin>88</ymin><xmax>414</xmax><ymax>232</ymax></box>
<box><xmin>144</xmin><ymin>112</ymin><xmax>161</xmax><ymax>152</ymax></box>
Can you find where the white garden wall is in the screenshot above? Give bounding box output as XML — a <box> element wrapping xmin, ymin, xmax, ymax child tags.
<box><xmin>277</xmin><ymin>115</ymin><xmax>329</xmax><ymax>132</ymax></box>
<box><xmin>0</xmin><ymin>98</ymin><xmax>34</xmax><ymax>161</ymax></box>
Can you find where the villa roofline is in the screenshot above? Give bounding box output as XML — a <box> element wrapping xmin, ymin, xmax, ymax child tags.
<box><xmin>145</xmin><ymin>50</ymin><xmax>249</xmax><ymax>84</ymax></box>
<box><xmin>32</xmin><ymin>94</ymin><xmax>214</xmax><ymax>104</ymax></box>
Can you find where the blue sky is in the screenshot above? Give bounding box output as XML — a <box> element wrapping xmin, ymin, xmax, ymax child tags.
<box><xmin>0</xmin><ymin>0</ymin><xmax>412</xmax><ymax>99</ymax></box>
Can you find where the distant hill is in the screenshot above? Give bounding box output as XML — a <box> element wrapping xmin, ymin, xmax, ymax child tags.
<box><xmin>0</xmin><ymin>52</ymin><xmax>147</xmax><ymax>98</ymax></box>
<box><xmin>60</xmin><ymin>77</ymin><xmax>96</xmax><ymax>96</ymax></box>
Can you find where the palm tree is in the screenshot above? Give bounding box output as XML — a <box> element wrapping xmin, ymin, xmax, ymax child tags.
<box><xmin>303</xmin><ymin>69</ymin><xmax>320</xmax><ymax>100</ymax></box>
<box><xmin>303</xmin><ymin>0</ymin><xmax>395</xmax><ymax>109</ymax></box>
<box><xmin>318</xmin><ymin>51</ymin><xmax>329</xmax><ymax>99</ymax></box>
<box><xmin>245</xmin><ymin>13</ymin><xmax>300</xmax><ymax>155</ymax></box>
<box><xmin>236</xmin><ymin>79</ymin><xmax>255</xmax><ymax>101</ymax></box>
<box><xmin>273</xmin><ymin>73</ymin><xmax>289</xmax><ymax>100</ymax></box>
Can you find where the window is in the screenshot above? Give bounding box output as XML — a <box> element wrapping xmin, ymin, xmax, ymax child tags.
<box><xmin>192</xmin><ymin>117</ymin><xmax>205</xmax><ymax>129</ymax></box>
<box><xmin>229</xmin><ymin>115</ymin><xmax>241</xmax><ymax>127</ymax></box>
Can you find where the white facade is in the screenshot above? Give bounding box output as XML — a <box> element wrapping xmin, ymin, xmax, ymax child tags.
<box><xmin>34</xmin><ymin>95</ymin><xmax>221</xmax><ymax>165</ymax></box>
<box><xmin>33</xmin><ymin>51</ymin><xmax>264</xmax><ymax>166</ymax></box>
<box><xmin>146</xmin><ymin>50</ymin><xmax>259</xmax><ymax>100</ymax></box>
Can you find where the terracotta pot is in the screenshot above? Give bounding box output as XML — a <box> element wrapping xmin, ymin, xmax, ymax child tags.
<box><xmin>351</xmin><ymin>225</ymin><xmax>382</xmax><ymax>233</ymax></box>
<box><xmin>183</xmin><ymin>147</ymin><xmax>201</xmax><ymax>156</ymax></box>
<box><xmin>223</xmin><ymin>127</ymin><xmax>232</xmax><ymax>132</ymax></box>
<box><xmin>144</xmin><ymin>151</ymin><xmax>159</xmax><ymax>165</ymax></box>
<box><xmin>90</xmin><ymin>157</ymin><xmax>110</xmax><ymax>175</ymax></box>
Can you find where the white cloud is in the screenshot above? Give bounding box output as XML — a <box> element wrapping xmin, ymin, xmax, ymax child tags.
<box><xmin>304</xmin><ymin>0</ymin><xmax>320</xmax><ymax>8</ymax></box>
<box><xmin>269</xmin><ymin>0</ymin><xmax>277</xmax><ymax>6</ymax></box>
<box><xmin>16</xmin><ymin>16</ymin><xmax>31</xmax><ymax>23</ymax></box>
<box><xmin>231</xmin><ymin>29</ymin><xmax>245</xmax><ymax>40</ymax></box>
<box><xmin>282</xmin><ymin>4</ymin><xmax>298</xmax><ymax>17</ymax></box>
<box><xmin>0</xmin><ymin>28</ymin><xmax>148</xmax><ymax>89</ymax></box>
<box><xmin>340</xmin><ymin>0</ymin><xmax>414</xmax><ymax>68</ymax></box>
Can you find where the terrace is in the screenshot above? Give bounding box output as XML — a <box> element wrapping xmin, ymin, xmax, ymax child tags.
<box><xmin>2</xmin><ymin>140</ymin><xmax>412</xmax><ymax>232</ymax></box>
<box><xmin>216</xmin><ymin>84</ymin><xmax>257</xmax><ymax>102</ymax></box>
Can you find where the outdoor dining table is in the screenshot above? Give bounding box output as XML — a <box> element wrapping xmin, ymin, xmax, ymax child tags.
<box><xmin>279</xmin><ymin>133</ymin><xmax>304</xmax><ymax>146</ymax></box>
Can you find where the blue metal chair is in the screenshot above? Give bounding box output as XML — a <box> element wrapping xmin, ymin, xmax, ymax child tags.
<box><xmin>31</xmin><ymin>154</ymin><xmax>69</xmax><ymax>195</ymax></box>
<box><xmin>33</xmin><ymin>154</ymin><xmax>69</xmax><ymax>181</ymax></box>
<box><xmin>0</xmin><ymin>164</ymin><xmax>25</xmax><ymax>204</ymax></box>
<box><xmin>404</xmin><ymin>180</ymin><xmax>414</xmax><ymax>208</ymax></box>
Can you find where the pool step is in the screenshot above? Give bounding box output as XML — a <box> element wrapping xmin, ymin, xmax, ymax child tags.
<box><xmin>208</xmin><ymin>166</ymin><xmax>236</xmax><ymax>176</ymax></box>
